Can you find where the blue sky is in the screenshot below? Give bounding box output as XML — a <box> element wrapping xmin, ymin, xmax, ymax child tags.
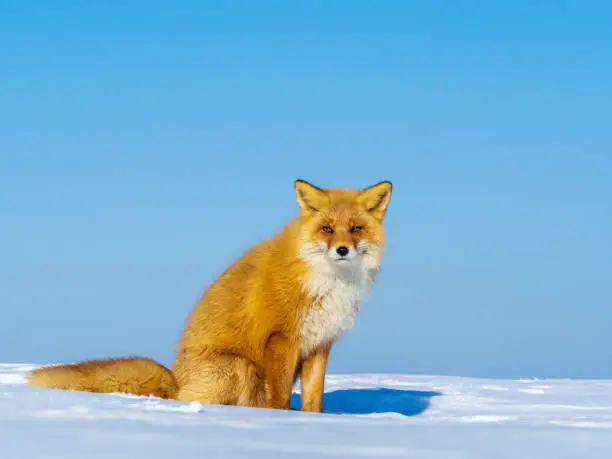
<box><xmin>1</xmin><ymin>1</ymin><xmax>611</xmax><ymax>379</ymax></box>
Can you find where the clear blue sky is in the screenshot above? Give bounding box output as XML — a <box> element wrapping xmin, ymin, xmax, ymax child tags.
<box><xmin>1</xmin><ymin>1</ymin><xmax>611</xmax><ymax>379</ymax></box>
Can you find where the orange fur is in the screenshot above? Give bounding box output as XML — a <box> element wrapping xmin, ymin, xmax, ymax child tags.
<box><xmin>27</xmin><ymin>357</ymin><xmax>178</xmax><ymax>399</ymax></box>
<box><xmin>27</xmin><ymin>179</ymin><xmax>392</xmax><ymax>412</ymax></box>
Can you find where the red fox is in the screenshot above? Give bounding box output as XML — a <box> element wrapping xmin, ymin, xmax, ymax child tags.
<box><xmin>27</xmin><ymin>179</ymin><xmax>392</xmax><ymax>412</ymax></box>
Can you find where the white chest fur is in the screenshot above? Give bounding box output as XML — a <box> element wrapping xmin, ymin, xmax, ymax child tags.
<box><xmin>299</xmin><ymin>268</ymin><xmax>373</xmax><ymax>358</ymax></box>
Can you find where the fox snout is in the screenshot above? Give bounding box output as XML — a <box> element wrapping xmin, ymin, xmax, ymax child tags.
<box><xmin>328</xmin><ymin>244</ymin><xmax>355</xmax><ymax>260</ymax></box>
<box><xmin>326</xmin><ymin>241</ymin><xmax>369</xmax><ymax>263</ymax></box>
<box><xmin>336</xmin><ymin>246</ymin><xmax>349</xmax><ymax>257</ymax></box>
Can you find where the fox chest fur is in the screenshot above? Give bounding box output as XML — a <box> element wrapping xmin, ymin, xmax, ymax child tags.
<box><xmin>298</xmin><ymin>265</ymin><xmax>374</xmax><ymax>358</ymax></box>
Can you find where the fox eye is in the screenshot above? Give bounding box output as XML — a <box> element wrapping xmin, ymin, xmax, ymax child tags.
<box><xmin>321</xmin><ymin>226</ymin><xmax>334</xmax><ymax>233</ymax></box>
<box><xmin>350</xmin><ymin>226</ymin><xmax>363</xmax><ymax>233</ymax></box>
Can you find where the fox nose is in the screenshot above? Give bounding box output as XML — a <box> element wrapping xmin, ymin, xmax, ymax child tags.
<box><xmin>336</xmin><ymin>246</ymin><xmax>349</xmax><ymax>257</ymax></box>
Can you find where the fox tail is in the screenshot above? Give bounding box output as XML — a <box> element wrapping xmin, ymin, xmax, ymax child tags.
<box><xmin>26</xmin><ymin>356</ymin><xmax>179</xmax><ymax>399</ymax></box>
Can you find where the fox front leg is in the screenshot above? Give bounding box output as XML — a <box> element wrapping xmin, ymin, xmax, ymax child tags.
<box><xmin>263</xmin><ymin>332</ymin><xmax>299</xmax><ymax>410</ymax></box>
<box><xmin>300</xmin><ymin>344</ymin><xmax>331</xmax><ymax>413</ymax></box>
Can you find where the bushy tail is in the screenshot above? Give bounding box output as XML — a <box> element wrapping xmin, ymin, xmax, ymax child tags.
<box><xmin>27</xmin><ymin>356</ymin><xmax>179</xmax><ymax>399</ymax></box>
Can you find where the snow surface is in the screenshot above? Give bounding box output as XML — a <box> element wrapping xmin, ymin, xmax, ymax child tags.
<box><xmin>2</xmin><ymin>363</ymin><xmax>612</xmax><ymax>458</ymax></box>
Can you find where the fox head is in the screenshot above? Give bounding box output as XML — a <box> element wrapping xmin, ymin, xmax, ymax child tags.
<box><xmin>294</xmin><ymin>179</ymin><xmax>392</xmax><ymax>274</ymax></box>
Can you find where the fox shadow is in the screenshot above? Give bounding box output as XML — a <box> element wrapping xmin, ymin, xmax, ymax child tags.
<box><xmin>290</xmin><ymin>387</ymin><xmax>442</xmax><ymax>416</ymax></box>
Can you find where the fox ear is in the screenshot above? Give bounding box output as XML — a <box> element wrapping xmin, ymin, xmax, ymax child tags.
<box><xmin>294</xmin><ymin>179</ymin><xmax>330</xmax><ymax>216</ymax></box>
<box><xmin>357</xmin><ymin>181</ymin><xmax>392</xmax><ymax>220</ymax></box>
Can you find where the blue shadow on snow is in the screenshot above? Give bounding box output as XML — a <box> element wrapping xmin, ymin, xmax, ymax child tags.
<box><xmin>290</xmin><ymin>388</ymin><xmax>442</xmax><ymax>416</ymax></box>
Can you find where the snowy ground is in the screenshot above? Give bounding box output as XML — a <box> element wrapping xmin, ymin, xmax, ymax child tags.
<box><xmin>1</xmin><ymin>363</ymin><xmax>612</xmax><ymax>458</ymax></box>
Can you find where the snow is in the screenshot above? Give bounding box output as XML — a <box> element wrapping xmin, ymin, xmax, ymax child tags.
<box><xmin>2</xmin><ymin>364</ymin><xmax>612</xmax><ymax>457</ymax></box>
